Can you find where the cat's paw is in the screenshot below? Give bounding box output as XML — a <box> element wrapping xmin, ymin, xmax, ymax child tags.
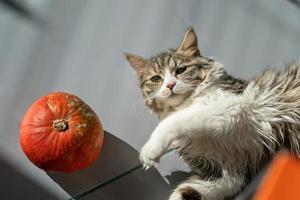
<box><xmin>139</xmin><ymin>138</ymin><xmax>167</xmax><ymax>170</ymax></box>
<box><xmin>169</xmin><ymin>186</ymin><xmax>202</xmax><ymax>200</ymax></box>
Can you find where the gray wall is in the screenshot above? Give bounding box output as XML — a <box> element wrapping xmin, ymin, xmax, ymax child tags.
<box><xmin>0</xmin><ymin>0</ymin><xmax>300</xmax><ymax>199</ymax></box>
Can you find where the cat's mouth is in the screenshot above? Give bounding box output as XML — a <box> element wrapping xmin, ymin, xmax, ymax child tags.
<box><xmin>169</xmin><ymin>91</ymin><xmax>185</xmax><ymax>100</ymax></box>
<box><xmin>169</xmin><ymin>92</ymin><xmax>176</xmax><ymax>98</ymax></box>
<box><xmin>168</xmin><ymin>89</ymin><xmax>180</xmax><ymax>97</ymax></box>
<box><xmin>163</xmin><ymin>91</ymin><xmax>186</xmax><ymax>107</ymax></box>
<box><xmin>159</xmin><ymin>87</ymin><xmax>189</xmax><ymax>101</ymax></box>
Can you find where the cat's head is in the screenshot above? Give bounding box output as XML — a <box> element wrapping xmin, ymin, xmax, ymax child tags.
<box><xmin>125</xmin><ymin>27</ymin><xmax>225</xmax><ymax>116</ymax></box>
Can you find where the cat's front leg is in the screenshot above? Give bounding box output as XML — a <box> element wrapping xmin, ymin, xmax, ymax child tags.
<box><xmin>140</xmin><ymin>116</ymin><xmax>178</xmax><ymax>169</ymax></box>
<box><xmin>140</xmin><ymin>103</ymin><xmax>211</xmax><ymax>169</ymax></box>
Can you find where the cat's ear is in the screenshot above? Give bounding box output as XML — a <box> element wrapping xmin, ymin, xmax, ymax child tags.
<box><xmin>177</xmin><ymin>27</ymin><xmax>201</xmax><ymax>57</ymax></box>
<box><xmin>124</xmin><ymin>53</ymin><xmax>149</xmax><ymax>75</ymax></box>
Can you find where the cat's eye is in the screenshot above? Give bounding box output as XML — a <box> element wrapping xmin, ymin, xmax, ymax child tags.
<box><xmin>150</xmin><ymin>75</ymin><xmax>162</xmax><ymax>82</ymax></box>
<box><xmin>176</xmin><ymin>66</ymin><xmax>187</xmax><ymax>75</ymax></box>
<box><xmin>198</xmin><ymin>63</ymin><xmax>208</xmax><ymax>68</ymax></box>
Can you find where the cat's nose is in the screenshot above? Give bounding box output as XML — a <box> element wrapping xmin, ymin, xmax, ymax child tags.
<box><xmin>166</xmin><ymin>82</ymin><xmax>176</xmax><ymax>90</ymax></box>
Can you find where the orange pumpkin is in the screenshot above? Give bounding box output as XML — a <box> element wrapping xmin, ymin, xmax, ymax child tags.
<box><xmin>20</xmin><ymin>92</ymin><xmax>104</xmax><ymax>172</ymax></box>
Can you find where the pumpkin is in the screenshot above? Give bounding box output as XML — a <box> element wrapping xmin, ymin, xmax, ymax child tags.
<box><xmin>20</xmin><ymin>92</ymin><xmax>104</xmax><ymax>173</ymax></box>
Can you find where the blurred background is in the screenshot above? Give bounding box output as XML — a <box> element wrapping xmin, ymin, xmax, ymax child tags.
<box><xmin>0</xmin><ymin>0</ymin><xmax>300</xmax><ymax>199</ymax></box>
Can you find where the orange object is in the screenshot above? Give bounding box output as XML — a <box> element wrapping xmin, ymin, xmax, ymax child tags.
<box><xmin>253</xmin><ymin>151</ymin><xmax>300</xmax><ymax>200</ymax></box>
<box><xmin>20</xmin><ymin>92</ymin><xmax>104</xmax><ymax>173</ymax></box>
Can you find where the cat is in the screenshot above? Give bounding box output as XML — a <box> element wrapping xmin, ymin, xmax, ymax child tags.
<box><xmin>125</xmin><ymin>27</ymin><xmax>300</xmax><ymax>200</ymax></box>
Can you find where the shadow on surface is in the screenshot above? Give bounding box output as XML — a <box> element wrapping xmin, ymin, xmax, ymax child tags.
<box><xmin>164</xmin><ymin>171</ymin><xmax>192</xmax><ymax>187</ymax></box>
<box><xmin>48</xmin><ymin>131</ymin><xmax>171</xmax><ymax>200</ymax></box>
<box><xmin>0</xmin><ymin>157</ymin><xmax>57</xmax><ymax>200</ymax></box>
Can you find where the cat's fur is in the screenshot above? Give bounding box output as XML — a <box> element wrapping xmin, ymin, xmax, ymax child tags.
<box><xmin>125</xmin><ymin>27</ymin><xmax>300</xmax><ymax>200</ymax></box>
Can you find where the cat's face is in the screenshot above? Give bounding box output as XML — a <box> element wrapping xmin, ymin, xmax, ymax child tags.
<box><xmin>125</xmin><ymin>27</ymin><xmax>224</xmax><ymax>114</ymax></box>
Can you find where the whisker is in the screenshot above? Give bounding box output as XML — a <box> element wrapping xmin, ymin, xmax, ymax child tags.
<box><xmin>175</xmin><ymin>83</ymin><xmax>198</xmax><ymax>91</ymax></box>
<box><xmin>128</xmin><ymin>82</ymin><xmax>197</xmax><ymax>119</ymax></box>
<box><xmin>128</xmin><ymin>93</ymin><xmax>157</xmax><ymax>118</ymax></box>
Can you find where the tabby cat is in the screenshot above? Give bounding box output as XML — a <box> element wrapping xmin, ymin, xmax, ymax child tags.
<box><xmin>125</xmin><ymin>27</ymin><xmax>300</xmax><ymax>200</ymax></box>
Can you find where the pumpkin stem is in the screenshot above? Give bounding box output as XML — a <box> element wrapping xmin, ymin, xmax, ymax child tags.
<box><xmin>53</xmin><ymin>119</ymin><xmax>68</xmax><ymax>132</ymax></box>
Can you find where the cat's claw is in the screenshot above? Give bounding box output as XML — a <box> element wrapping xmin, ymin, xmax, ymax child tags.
<box><xmin>143</xmin><ymin>164</ymin><xmax>151</xmax><ymax>171</ymax></box>
<box><xmin>140</xmin><ymin>151</ymin><xmax>157</xmax><ymax>170</ymax></box>
<box><xmin>139</xmin><ymin>138</ymin><xmax>166</xmax><ymax>170</ymax></box>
